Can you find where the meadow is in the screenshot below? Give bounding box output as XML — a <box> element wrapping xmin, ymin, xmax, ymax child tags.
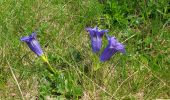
<box><xmin>0</xmin><ymin>0</ymin><xmax>170</xmax><ymax>99</ymax></box>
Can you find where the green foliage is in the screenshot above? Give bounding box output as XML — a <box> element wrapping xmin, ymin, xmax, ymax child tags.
<box><xmin>0</xmin><ymin>0</ymin><xmax>170</xmax><ymax>99</ymax></box>
<box><xmin>39</xmin><ymin>71</ymin><xmax>82</xmax><ymax>99</ymax></box>
<box><xmin>102</xmin><ymin>0</ymin><xmax>170</xmax><ymax>30</ymax></box>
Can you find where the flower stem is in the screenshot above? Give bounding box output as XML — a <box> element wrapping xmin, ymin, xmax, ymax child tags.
<box><xmin>40</xmin><ymin>55</ymin><xmax>57</xmax><ymax>75</ymax></box>
<box><xmin>46</xmin><ymin>61</ymin><xmax>56</xmax><ymax>74</ymax></box>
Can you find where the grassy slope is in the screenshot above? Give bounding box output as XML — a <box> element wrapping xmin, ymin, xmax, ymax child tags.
<box><xmin>0</xmin><ymin>0</ymin><xmax>169</xmax><ymax>99</ymax></box>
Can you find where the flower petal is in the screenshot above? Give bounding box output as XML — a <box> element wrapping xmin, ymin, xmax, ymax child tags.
<box><xmin>86</xmin><ymin>28</ymin><xmax>93</xmax><ymax>32</ymax></box>
<box><xmin>100</xmin><ymin>45</ymin><xmax>117</xmax><ymax>62</ymax></box>
<box><xmin>30</xmin><ymin>32</ymin><xmax>37</xmax><ymax>39</ymax></box>
<box><xmin>100</xmin><ymin>34</ymin><xmax>126</xmax><ymax>62</ymax></box>
<box><xmin>21</xmin><ymin>32</ymin><xmax>43</xmax><ymax>56</ymax></box>
<box><xmin>107</xmin><ymin>35</ymin><xmax>125</xmax><ymax>53</ymax></box>
<box><xmin>98</xmin><ymin>30</ymin><xmax>108</xmax><ymax>37</ymax></box>
<box><xmin>86</xmin><ymin>27</ymin><xmax>108</xmax><ymax>53</ymax></box>
<box><xmin>109</xmin><ymin>37</ymin><xmax>118</xmax><ymax>47</ymax></box>
<box><xmin>86</xmin><ymin>28</ymin><xmax>95</xmax><ymax>37</ymax></box>
<box><xmin>91</xmin><ymin>36</ymin><xmax>102</xmax><ymax>52</ymax></box>
<box><xmin>27</xmin><ymin>39</ymin><xmax>43</xmax><ymax>56</ymax></box>
<box><xmin>94</xmin><ymin>27</ymin><xmax>99</xmax><ymax>32</ymax></box>
<box><xmin>116</xmin><ymin>43</ymin><xmax>125</xmax><ymax>53</ymax></box>
<box><xmin>20</xmin><ymin>36</ymin><xmax>30</xmax><ymax>42</ymax></box>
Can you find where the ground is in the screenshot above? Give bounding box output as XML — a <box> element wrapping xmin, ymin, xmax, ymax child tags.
<box><xmin>0</xmin><ymin>0</ymin><xmax>169</xmax><ymax>99</ymax></box>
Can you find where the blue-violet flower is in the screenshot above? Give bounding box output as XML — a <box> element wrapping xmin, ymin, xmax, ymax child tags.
<box><xmin>86</xmin><ymin>27</ymin><xmax>108</xmax><ymax>52</ymax></box>
<box><xmin>20</xmin><ymin>32</ymin><xmax>43</xmax><ymax>56</ymax></box>
<box><xmin>100</xmin><ymin>34</ymin><xmax>125</xmax><ymax>62</ymax></box>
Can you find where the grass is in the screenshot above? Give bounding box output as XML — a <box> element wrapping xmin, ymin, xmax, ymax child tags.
<box><xmin>0</xmin><ymin>0</ymin><xmax>170</xmax><ymax>99</ymax></box>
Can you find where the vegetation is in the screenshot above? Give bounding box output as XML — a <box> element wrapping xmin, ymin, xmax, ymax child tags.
<box><xmin>0</xmin><ymin>0</ymin><xmax>169</xmax><ymax>99</ymax></box>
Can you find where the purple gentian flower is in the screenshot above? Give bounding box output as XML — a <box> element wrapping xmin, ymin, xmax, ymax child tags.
<box><xmin>20</xmin><ymin>32</ymin><xmax>43</xmax><ymax>56</ymax></box>
<box><xmin>86</xmin><ymin>27</ymin><xmax>108</xmax><ymax>52</ymax></box>
<box><xmin>100</xmin><ymin>34</ymin><xmax>125</xmax><ymax>62</ymax></box>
